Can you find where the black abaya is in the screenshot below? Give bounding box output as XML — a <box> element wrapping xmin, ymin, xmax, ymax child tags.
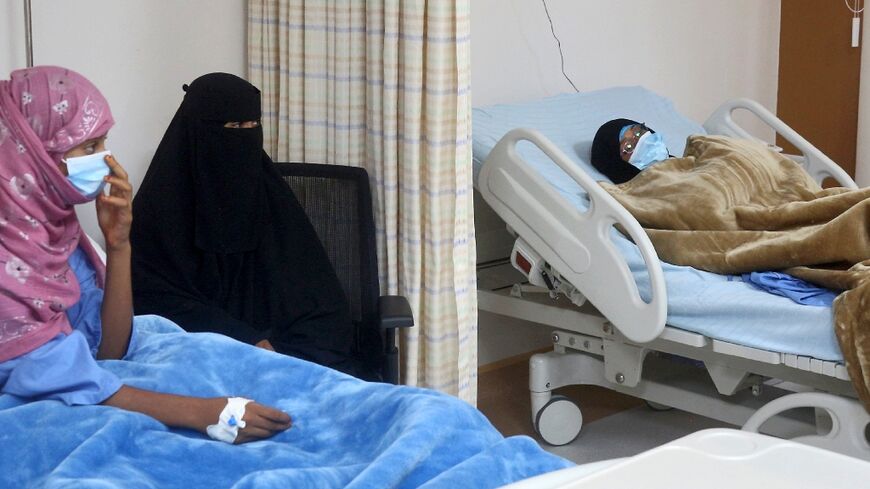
<box><xmin>130</xmin><ymin>73</ymin><xmax>370</xmax><ymax>377</ymax></box>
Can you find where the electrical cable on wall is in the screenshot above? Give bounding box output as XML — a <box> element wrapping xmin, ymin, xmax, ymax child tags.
<box><xmin>845</xmin><ymin>0</ymin><xmax>865</xmax><ymax>15</ymax></box>
<box><xmin>845</xmin><ymin>0</ymin><xmax>864</xmax><ymax>47</ymax></box>
<box><xmin>541</xmin><ymin>0</ymin><xmax>579</xmax><ymax>92</ymax></box>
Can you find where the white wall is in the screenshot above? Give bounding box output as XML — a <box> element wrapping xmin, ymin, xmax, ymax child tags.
<box><xmin>472</xmin><ymin>0</ymin><xmax>783</xmax><ymax>366</ymax></box>
<box><xmin>471</xmin><ymin>0</ymin><xmax>781</xmax><ymax>136</ymax></box>
<box><xmin>2</xmin><ymin>0</ymin><xmax>247</xmax><ymax>242</ymax></box>
<box><xmin>1</xmin><ymin>2</ymin><xmax>26</xmax><ymax>73</ymax></box>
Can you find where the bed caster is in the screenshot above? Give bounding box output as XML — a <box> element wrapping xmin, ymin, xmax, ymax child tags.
<box><xmin>534</xmin><ymin>395</ymin><xmax>583</xmax><ymax>446</ymax></box>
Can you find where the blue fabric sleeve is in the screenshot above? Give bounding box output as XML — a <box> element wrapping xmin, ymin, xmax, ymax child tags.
<box><xmin>0</xmin><ymin>247</ymin><xmax>122</xmax><ymax>405</ymax></box>
<box><xmin>65</xmin><ymin>247</ymin><xmax>105</xmax><ymax>356</ymax></box>
<box><xmin>0</xmin><ymin>331</ymin><xmax>122</xmax><ymax>405</ymax></box>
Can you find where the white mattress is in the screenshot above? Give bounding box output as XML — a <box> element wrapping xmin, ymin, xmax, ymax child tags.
<box><xmin>472</xmin><ymin>86</ymin><xmax>843</xmax><ymax>362</ymax></box>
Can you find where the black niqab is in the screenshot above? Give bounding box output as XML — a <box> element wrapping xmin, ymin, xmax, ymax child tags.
<box><xmin>590</xmin><ymin>118</ymin><xmax>643</xmax><ymax>184</ymax></box>
<box><xmin>131</xmin><ymin>73</ymin><xmax>369</xmax><ymax>376</ymax></box>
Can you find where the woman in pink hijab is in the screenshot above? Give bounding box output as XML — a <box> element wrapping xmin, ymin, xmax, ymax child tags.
<box><xmin>0</xmin><ymin>66</ymin><xmax>290</xmax><ymax>444</ymax></box>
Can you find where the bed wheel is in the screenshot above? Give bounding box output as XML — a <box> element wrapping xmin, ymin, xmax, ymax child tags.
<box><xmin>534</xmin><ymin>395</ymin><xmax>583</xmax><ymax>446</ymax></box>
<box><xmin>644</xmin><ymin>400</ymin><xmax>674</xmax><ymax>411</ymax></box>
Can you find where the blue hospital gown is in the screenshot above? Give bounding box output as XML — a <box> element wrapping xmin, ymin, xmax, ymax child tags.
<box><xmin>0</xmin><ymin>247</ymin><xmax>123</xmax><ymax>405</ymax></box>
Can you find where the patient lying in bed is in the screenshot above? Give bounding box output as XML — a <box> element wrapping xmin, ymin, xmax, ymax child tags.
<box><xmin>592</xmin><ymin>118</ymin><xmax>837</xmax><ymax>307</ymax></box>
<box><xmin>591</xmin><ymin>119</ymin><xmax>870</xmax><ymax>412</ymax></box>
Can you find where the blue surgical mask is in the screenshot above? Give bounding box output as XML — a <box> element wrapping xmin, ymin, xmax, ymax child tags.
<box><xmin>63</xmin><ymin>150</ymin><xmax>111</xmax><ymax>199</ymax></box>
<box><xmin>628</xmin><ymin>132</ymin><xmax>669</xmax><ymax>170</ymax></box>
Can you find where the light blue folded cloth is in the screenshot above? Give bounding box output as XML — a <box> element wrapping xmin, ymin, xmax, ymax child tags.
<box><xmin>741</xmin><ymin>271</ymin><xmax>839</xmax><ymax>307</ymax></box>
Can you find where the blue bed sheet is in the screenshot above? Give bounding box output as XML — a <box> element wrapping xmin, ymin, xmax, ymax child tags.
<box><xmin>0</xmin><ymin>316</ymin><xmax>571</xmax><ymax>488</ymax></box>
<box><xmin>472</xmin><ymin>87</ymin><xmax>843</xmax><ymax>362</ymax></box>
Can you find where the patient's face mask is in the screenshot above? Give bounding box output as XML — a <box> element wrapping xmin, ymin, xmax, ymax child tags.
<box><xmin>62</xmin><ymin>150</ymin><xmax>112</xmax><ymax>199</ymax></box>
<box><xmin>628</xmin><ymin>132</ymin><xmax>669</xmax><ymax>170</ymax></box>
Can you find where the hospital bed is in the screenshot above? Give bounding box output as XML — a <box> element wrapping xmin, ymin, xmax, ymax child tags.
<box><xmin>473</xmin><ymin>86</ymin><xmax>866</xmax><ymax>450</ymax></box>
<box><xmin>500</xmin><ymin>427</ymin><xmax>870</xmax><ymax>488</ymax></box>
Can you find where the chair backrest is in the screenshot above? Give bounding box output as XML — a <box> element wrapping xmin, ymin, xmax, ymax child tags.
<box><xmin>273</xmin><ymin>162</ymin><xmax>381</xmax><ymax>356</ymax></box>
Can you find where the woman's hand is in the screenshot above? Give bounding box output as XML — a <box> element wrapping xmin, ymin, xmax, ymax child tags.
<box><xmin>235</xmin><ymin>401</ymin><xmax>293</xmax><ymax>444</ymax></box>
<box><xmin>96</xmin><ymin>154</ymin><xmax>133</xmax><ymax>252</ymax></box>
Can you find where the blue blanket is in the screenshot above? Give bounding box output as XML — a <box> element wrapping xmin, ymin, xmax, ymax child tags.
<box><xmin>1</xmin><ymin>316</ymin><xmax>570</xmax><ymax>488</ymax></box>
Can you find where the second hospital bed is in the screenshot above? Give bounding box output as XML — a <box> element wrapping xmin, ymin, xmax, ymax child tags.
<box><xmin>473</xmin><ymin>86</ymin><xmax>868</xmax><ymax>452</ymax></box>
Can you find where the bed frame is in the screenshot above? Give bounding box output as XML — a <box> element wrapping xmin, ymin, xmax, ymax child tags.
<box><xmin>476</xmin><ymin>98</ymin><xmax>864</xmax><ymax>449</ymax></box>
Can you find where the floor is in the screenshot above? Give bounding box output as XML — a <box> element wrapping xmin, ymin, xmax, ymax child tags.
<box><xmin>477</xmin><ymin>351</ymin><xmax>733</xmax><ymax>464</ymax></box>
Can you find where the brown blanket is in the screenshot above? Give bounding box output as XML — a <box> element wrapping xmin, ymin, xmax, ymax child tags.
<box><xmin>601</xmin><ymin>135</ymin><xmax>870</xmax><ymax>410</ymax></box>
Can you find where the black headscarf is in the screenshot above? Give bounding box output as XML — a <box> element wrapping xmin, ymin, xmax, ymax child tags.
<box><xmin>131</xmin><ymin>73</ymin><xmax>370</xmax><ymax>377</ymax></box>
<box><xmin>591</xmin><ymin>118</ymin><xmax>645</xmax><ymax>184</ymax></box>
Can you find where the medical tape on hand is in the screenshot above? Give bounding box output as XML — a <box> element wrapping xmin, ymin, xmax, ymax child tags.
<box><xmin>206</xmin><ymin>397</ymin><xmax>252</xmax><ymax>444</ymax></box>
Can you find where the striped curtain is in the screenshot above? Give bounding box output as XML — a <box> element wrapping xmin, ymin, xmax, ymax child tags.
<box><xmin>248</xmin><ymin>0</ymin><xmax>477</xmax><ymax>403</ymax></box>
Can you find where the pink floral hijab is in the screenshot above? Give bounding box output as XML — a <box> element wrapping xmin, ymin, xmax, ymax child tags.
<box><xmin>0</xmin><ymin>66</ymin><xmax>112</xmax><ymax>362</ymax></box>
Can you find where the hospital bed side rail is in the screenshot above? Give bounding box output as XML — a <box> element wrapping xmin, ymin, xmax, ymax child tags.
<box><xmin>703</xmin><ymin>98</ymin><xmax>858</xmax><ymax>189</ymax></box>
<box><xmin>477</xmin><ymin>128</ymin><xmax>667</xmax><ymax>344</ymax></box>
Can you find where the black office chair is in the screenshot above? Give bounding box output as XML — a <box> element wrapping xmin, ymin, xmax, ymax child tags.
<box><xmin>274</xmin><ymin>162</ymin><xmax>414</xmax><ymax>384</ymax></box>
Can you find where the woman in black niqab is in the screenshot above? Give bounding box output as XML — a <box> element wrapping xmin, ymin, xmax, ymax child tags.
<box><xmin>131</xmin><ymin>73</ymin><xmax>374</xmax><ymax>379</ymax></box>
<box><xmin>590</xmin><ymin>118</ymin><xmax>642</xmax><ymax>184</ymax></box>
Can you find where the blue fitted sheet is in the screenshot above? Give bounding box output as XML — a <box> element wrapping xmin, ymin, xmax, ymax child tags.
<box><xmin>472</xmin><ymin>87</ymin><xmax>843</xmax><ymax>362</ymax></box>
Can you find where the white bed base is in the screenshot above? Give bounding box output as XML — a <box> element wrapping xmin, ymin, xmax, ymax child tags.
<box><xmin>476</xmin><ymin>98</ymin><xmax>862</xmax><ymax>449</ymax></box>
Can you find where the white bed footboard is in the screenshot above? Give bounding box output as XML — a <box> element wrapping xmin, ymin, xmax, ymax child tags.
<box><xmin>477</xmin><ymin>128</ymin><xmax>667</xmax><ymax>343</ymax></box>
<box><xmin>703</xmin><ymin>99</ymin><xmax>858</xmax><ymax>188</ymax></box>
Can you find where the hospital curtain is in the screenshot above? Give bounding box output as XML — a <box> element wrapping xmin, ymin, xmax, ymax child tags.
<box><xmin>247</xmin><ymin>0</ymin><xmax>477</xmax><ymax>404</ymax></box>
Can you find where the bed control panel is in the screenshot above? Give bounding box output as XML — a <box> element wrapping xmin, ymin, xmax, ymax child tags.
<box><xmin>511</xmin><ymin>238</ymin><xmax>547</xmax><ymax>288</ymax></box>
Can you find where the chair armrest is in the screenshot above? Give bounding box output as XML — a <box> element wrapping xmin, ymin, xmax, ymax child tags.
<box><xmin>379</xmin><ymin>295</ymin><xmax>413</xmax><ymax>384</ymax></box>
<box><xmin>378</xmin><ymin>295</ymin><xmax>414</xmax><ymax>330</ymax></box>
